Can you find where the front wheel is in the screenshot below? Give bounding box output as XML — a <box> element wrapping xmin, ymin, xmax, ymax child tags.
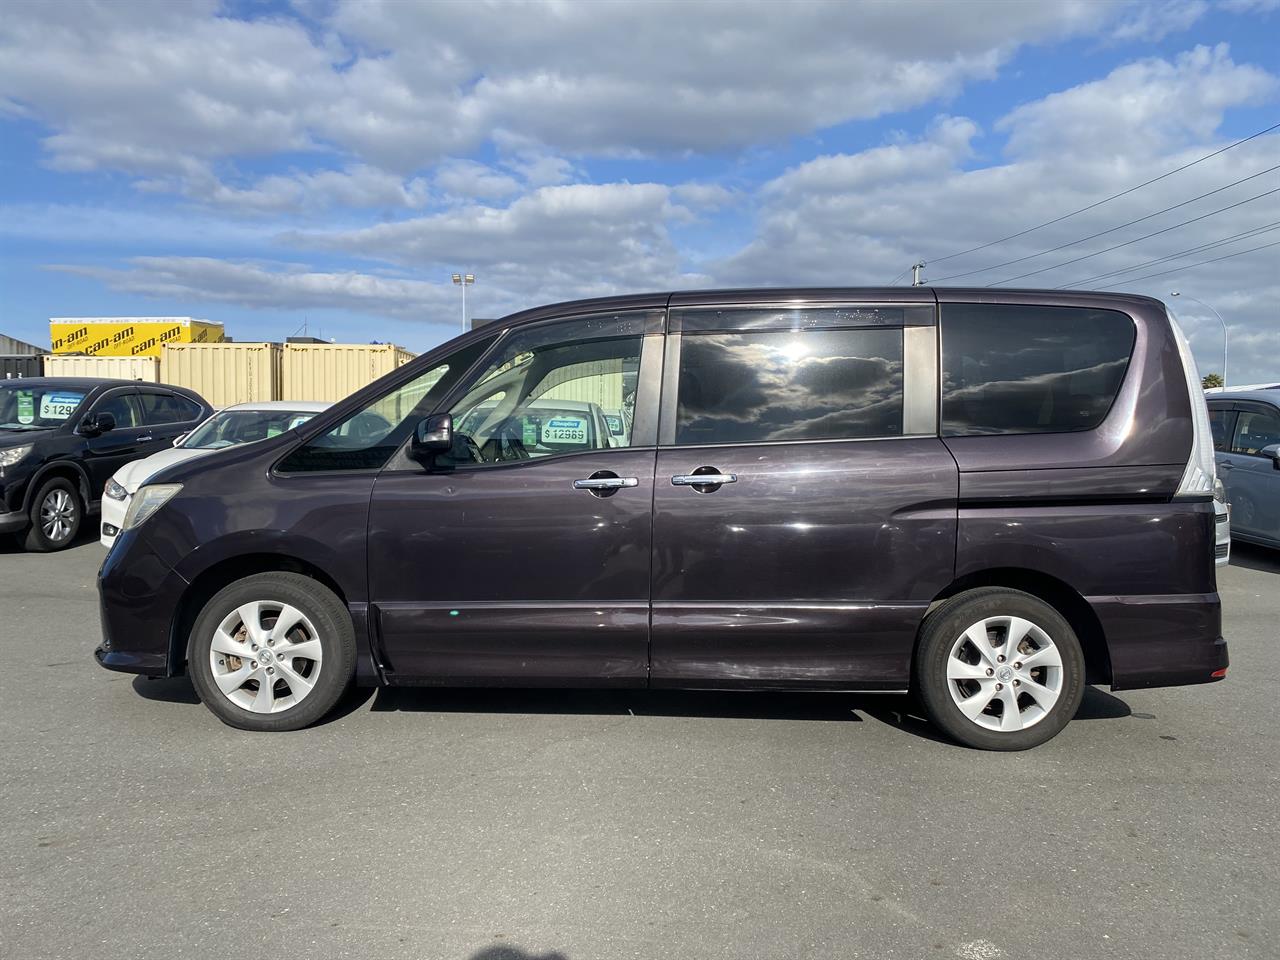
<box><xmin>914</xmin><ymin>588</ymin><xmax>1085</xmax><ymax>751</ymax></box>
<box><xmin>188</xmin><ymin>572</ymin><xmax>355</xmax><ymax>732</ymax></box>
<box><xmin>23</xmin><ymin>477</ymin><xmax>82</xmax><ymax>552</ymax></box>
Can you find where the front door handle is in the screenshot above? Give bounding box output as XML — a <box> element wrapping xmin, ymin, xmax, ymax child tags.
<box><xmin>671</xmin><ymin>473</ymin><xmax>737</xmax><ymax>486</ymax></box>
<box><xmin>573</xmin><ymin>476</ymin><xmax>639</xmax><ymax>490</ymax></box>
<box><xmin>136</xmin><ymin>435</ymin><xmax>154</xmax><ymax>443</ymax></box>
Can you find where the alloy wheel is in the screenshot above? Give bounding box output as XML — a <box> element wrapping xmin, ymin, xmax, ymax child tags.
<box><xmin>946</xmin><ymin>616</ymin><xmax>1064</xmax><ymax>732</ymax></box>
<box><xmin>208</xmin><ymin>601</ymin><xmax>324</xmax><ymax>715</ymax></box>
<box><xmin>40</xmin><ymin>489</ymin><xmax>76</xmax><ymax>542</ymax></box>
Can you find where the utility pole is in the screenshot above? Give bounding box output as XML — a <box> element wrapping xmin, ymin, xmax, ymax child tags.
<box><xmin>911</xmin><ymin>262</ymin><xmax>926</xmax><ymax>286</ymax></box>
<box><xmin>451</xmin><ymin>273</ymin><xmax>475</xmax><ymax>333</ymax></box>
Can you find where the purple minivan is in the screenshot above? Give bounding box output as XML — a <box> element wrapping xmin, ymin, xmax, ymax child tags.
<box><xmin>96</xmin><ymin>288</ymin><xmax>1226</xmax><ymax>749</ymax></box>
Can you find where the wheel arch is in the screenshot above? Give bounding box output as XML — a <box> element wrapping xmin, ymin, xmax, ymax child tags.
<box><xmin>928</xmin><ymin>568</ymin><xmax>1112</xmax><ymax>685</ymax></box>
<box><xmin>24</xmin><ymin>460</ymin><xmax>92</xmax><ymax>514</ymax></box>
<box><xmin>169</xmin><ymin>553</ymin><xmax>350</xmax><ymax>677</ymax></box>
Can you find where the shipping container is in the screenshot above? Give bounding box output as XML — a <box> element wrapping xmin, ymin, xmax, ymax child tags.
<box><xmin>1</xmin><ymin>355</ymin><xmax>43</xmax><ymax>379</ymax></box>
<box><xmin>161</xmin><ymin>342</ymin><xmax>282</xmax><ymax>406</ymax></box>
<box><xmin>41</xmin><ymin>354</ymin><xmax>160</xmax><ymax>381</ymax></box>
<box><xmin>49</xmin><ymin>317</ymin><xmax>224</xmax><ymax>357</ymax></box>
<box><xmin>282</xmin><ymin>343</ymin><xmax>415</xmax><ymax>402</ymax></box>
<box><xmin>0</xmin><ymin>333</ymin><xmax>47</xmax><ymax>355</ymax></box>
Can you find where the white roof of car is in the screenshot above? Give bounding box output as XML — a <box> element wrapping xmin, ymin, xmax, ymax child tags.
<box><xmin>218</xmin><ymin>400</ymin><xmax>331</xmax><ymax>412</ymax></box>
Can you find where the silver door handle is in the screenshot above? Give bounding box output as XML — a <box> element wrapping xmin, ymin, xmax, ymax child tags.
<box><xmin>671</xmin><ymin>473</ymin><xmax>737</xmax><ymax>485</ymax></box>
<box><xmin>573</xmin><ymin>477</ymin><xmax>638</xmax><ymax>490</ymax></box>
<box><xmin>136</xmin><ymin>435</ymin><xmax>153</xmax><ymax>442</ymax></box>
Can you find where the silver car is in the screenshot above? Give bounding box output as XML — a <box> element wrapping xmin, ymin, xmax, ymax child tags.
<box><xmin>1208</xmin><ymin>389</ymin><xmax>1280</xmax><ymax>551</ymax></box>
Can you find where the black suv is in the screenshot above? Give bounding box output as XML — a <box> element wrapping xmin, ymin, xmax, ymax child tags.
<box><xmin>0</xmin><ymin>377</ymin><xmax>212</xmax><ymax>551</ymax></box>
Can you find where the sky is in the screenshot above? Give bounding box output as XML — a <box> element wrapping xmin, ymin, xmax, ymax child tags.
<box><xmin>1</xmin><ymin>0</ymin><xmax>1277</xmax><ymax>383</ymax></box>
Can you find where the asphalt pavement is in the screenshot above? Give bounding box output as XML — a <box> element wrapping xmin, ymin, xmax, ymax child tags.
<box><xmin>1</xmin><ymin>534</ymin><xmax>1277</xmax><ymax>960</ymax></box>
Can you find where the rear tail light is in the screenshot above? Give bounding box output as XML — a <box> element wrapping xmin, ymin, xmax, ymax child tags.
<box><xmin>1211</xmin><ymin>668</ymin><xmax>1228</xmax><ymax>678</ymax></box>
<box><xmin>1166</xmin><ymin>307</ymin><xmax>1216</xmax><ymax>500</ymax></box>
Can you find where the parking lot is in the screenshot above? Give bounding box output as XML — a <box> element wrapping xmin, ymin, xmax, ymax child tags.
<box><xmin>0</xmin><ymin>536</ymin><xmax>1275</xmax><ymax>960</ymax></box>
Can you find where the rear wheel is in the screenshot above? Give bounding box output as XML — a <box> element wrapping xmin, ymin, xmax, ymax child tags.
<box><xmin>914</xmin><ymin>588</ymin><xmax>1085</xmax><ymax>751</ymax></box>
<box><xmin>188</xmin><ymin>572</ymin><xmax>355</xmax><ymax>732</ymax></box>
<box><xmin>23</xmin><ymin>477</ymin><xmax>82</xmax><ymax>552</ymax></box>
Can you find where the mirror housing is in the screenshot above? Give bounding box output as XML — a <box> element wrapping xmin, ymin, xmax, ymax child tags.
<box><xmin>1261</xmin><ymin>443</ymin><xmax>1280</xmax><ymax>471</ymax></box>
<box><xmin>409</xmin><ymin>414</ymin><xmax>453</xmax><ymax>462</ymax></box>
<box><xmin>80</xmin><ymin>412</ymin><xmax>116</xmax><ymax>437</ymax></box>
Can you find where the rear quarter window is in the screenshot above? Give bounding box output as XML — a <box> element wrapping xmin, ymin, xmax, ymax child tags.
<box><xmin>941</xmin><ymin>303</ymin><xmax>1135</xmax><ymax>437</ymax></box>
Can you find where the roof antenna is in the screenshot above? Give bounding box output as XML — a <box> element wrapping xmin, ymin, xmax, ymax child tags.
<box><xmin>911</xmin><ymin>262</ymin><xmax>926</xmax><ymax>286</ymax></box>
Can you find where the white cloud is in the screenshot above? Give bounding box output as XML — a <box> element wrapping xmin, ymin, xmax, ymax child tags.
<box><xmin>433</xmin><ymin>161</ymin><xmax>522</xmax><ymax>201</ymax></box>
<box><xmin>997</xmin><ymin>45</ymin><xmax>1277</xmax><ymax>159</ymax></box>
<box><xmin>1</xmin><ymin>0</ymin><xmax>1131</xmax><ymax>201</ymax></box>
<box><xmin>1110</xmin><ymin>0</ymin><xmax>1208</xmax><ymax>41</ymax></box>
<box><xmin>50</xmin><ymin>257</ymin><xmax>458</xmax><ymax>323</ymax></box>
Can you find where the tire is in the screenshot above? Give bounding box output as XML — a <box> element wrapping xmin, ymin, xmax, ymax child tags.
<box><xmin>188</xmin><ymin>572</ymin><xmax>355</xmax><ymax>732</ymax></box>
<box><xmin>914</xmin><ymin>587</ymin><xmax>1086</xmax><ymax>751</ymax></box>
<box><xmin>23</xmin><ymin>477</ymin><xmax>82</xmax><ymax>552</ymax></box>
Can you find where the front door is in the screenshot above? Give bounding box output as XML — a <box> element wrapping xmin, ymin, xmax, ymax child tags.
<box><xmin>649</xmin><ymin>301</ymin><xmax>958</xmax><ymax>689</ymax></box>
<box><xmin>81</xmin><ymin>388</ymin><xmax>149</xmax><ymax>498</ymax></box>
<box><xmin>1220</xmin><ymin>401</ymin><xmax>1280</xmax><ymax>542</ymax></box>
<box><xmin>368</xmin><ymin>309</ymin><xmax>665</xmax><ymax>684</ymax></box>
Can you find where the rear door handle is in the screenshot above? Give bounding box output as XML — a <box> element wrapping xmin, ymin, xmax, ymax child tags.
<box><xmin>573</xmin><ymin>477</ymin><xmax>638</xmax><ymax>490</ymax></box>
<box><xmin>136</xmin><ymin>435</ymin><xmax>154</xmax><ymax>443</ymax></box>
<box><xmin>671</xmin><ymin>473</ymin><xmax>737</xmax><ymax>485</ymax></box>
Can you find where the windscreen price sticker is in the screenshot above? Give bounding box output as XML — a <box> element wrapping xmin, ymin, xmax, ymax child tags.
<box><xmin>40</xmin><ymin>393</ymin><xmax>82</xmax><ymax>421</ymax></box>
<box><xmin>542</xmin><ymin>417</ymin><xmax>587</xmax><ymax>443</ymax></box>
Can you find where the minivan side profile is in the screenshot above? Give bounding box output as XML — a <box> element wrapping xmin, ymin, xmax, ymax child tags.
<box><xmin>95</xmin><ymin>288</ymin><xmax>1226</xmax><ymax>750</ymax></box>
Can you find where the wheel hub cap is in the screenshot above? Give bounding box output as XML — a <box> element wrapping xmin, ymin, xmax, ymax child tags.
<box><xmin>945</xmin><ymin>615</ymin><xmax>1065</xmax><ymax>733</ymax></box>
<box><xmin>207</xmin><ymin>601</ymin><xmax>323</xmax><ymax>714</ymax></box>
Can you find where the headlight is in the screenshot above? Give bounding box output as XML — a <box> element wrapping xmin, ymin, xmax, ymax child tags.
<box><xmin>1213</xmin><ymin>477</ymin><xmax>1226</xmax><ymax>504</ymax></box>
<box><xmin>121</xmin><ymin>483</ymin><xmax>182</xmax><ymax>531</ymax></box>
<box><xmin>0</xmin><ymin>443</ymin><xmax>33</xmax><ymax>471</ymax></box>
<box><xmin>104</xmin><ymin>477</ymin><xmax>129</xmax><ymax>501</ymax></box>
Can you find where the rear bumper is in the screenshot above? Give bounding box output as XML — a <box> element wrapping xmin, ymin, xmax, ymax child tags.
<box><xmin>1091</xmin><ymin>592</ymin><xmax>1229</xmax><ymax>690</ymax></box>
<box><xmin>96</xmin><ymin>529</ymin><xmax>190</xmax><ymax>677</ymax></box>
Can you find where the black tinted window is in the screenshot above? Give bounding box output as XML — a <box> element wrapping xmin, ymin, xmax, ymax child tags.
<box><xmin>139</xmin><ymin>391</ymin><xmax>200</xmax><ymax>424</ymax></box>
<box><xmin>941</xmin><ymin>304</ymin><xmax>1134</xmax><ymax>437</ymax></box>
<box><xmin>92</xmin><ymin>391</ymin><xmax>141</xmax><ymax>429</ymax></box>
<box><xmin>674</xmin><ymin>328</ymin><xmax>904</xmax><ymax>445</ymax></box>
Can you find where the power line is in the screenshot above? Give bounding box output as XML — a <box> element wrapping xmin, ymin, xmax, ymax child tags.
<box><xmin>930</xmin><ymin>162</ymin><xmax>1280</xmax><ymax>283</ymax></box>
<box><xmin>1111</xmin><ymin>238</ymin><xmax>1280</xmax><ymax>286</ymax></box>
<box><xmin>1056</xmin><ymin>221</ymin><xmax>1280</xmax><ymax>288</ymax></box>
<box><xmin>924</xmin><ymin>119</ymin><xmax>1280</xmax><ymax>268</ymax></box>
<box><xmin>987</xmin><ymin>186</ymin><xmax>1280</xmax><ymax>286</ymax></box>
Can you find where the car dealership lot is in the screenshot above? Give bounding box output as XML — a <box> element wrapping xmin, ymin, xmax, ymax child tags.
<box><xmin>1</xmin><ymin>539</ymin><xmax>1277</xmax><ymax>960</ymax></box>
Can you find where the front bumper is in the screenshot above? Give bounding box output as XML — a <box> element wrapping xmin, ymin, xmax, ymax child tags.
<box><xmin>0</xmin><ymin>508</ymin><xmax>27</xmax><ymax>534</ymax></box>
<box><xmin>96</xmin><ymin>529</ymin><xmax>190</xmax><ymax>677</ymax></box>
<box><xmin>99</xmin><ymin>492</ymin><xmax>128</xmax><ymax>548</ymax></box>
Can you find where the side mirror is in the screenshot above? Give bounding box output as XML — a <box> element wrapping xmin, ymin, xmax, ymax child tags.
<box><xmin>1262</xmin><ymin>443</ymin><xmax>1280</xmax><ymax>471</ymax></box>
<box><xmin>409</xmin><ymin>414</ymin><xmax>453</xmax><ymax>462</ymax></box>
<box><xmin>80</xmin><ymin>412</ymin><xmax>116</xmax><ymax>436</ymax></box>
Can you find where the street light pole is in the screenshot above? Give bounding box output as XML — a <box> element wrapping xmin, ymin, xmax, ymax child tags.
<box><xmin>451</xmin><ymin>273</ymin><xmax>475</xmax><ymax>333</ymax></box>
<box><xmin>1170</xmin><ymin>291</ymin><xmax>1228</xmax><ymax>386</ymax></box>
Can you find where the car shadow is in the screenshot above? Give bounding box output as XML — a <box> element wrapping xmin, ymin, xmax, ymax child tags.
<box><xmin>1229</xmin><ymin>541</ymin><xmax>1280</xmax><ymax>574</ymax></box>
<box><xmin>130</xmin><ymin>675</ymin><xmax>1131</xmax><ymax>742</ymax></box>
<box><xmin>468</xmin><ymin>947</ymin><xmax>568</xmax><ymax>960</ymax></box>
<box><xmin>0</xmin><ymin>524</ymin><xmax>102</xmax><ymax>554</ymax></box>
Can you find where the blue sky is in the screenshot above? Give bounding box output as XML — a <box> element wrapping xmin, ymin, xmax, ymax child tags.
<box><xmin>1</xmin><ymin>0</ymin><xmax>1278</xmax><ymax>381</ymax></box>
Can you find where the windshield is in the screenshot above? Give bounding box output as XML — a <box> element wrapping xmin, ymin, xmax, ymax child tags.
<box><xmin>0</xmin><ymin>384</ymin><xmax>88</xmax><ymax>430</ymax></box>
<box><xmin>183</xmin><ymin>409</ymin><xmax>320</xmax><ymax>449</ymax></box>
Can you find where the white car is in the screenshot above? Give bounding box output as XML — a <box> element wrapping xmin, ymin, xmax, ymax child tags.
<box><xmin>100</xmin><ymin>401</ymin><xmax>329</xmax><ymax>548</ymax></box>
<box><xmin>1215</xmin><ymin>477</ymin><xmax>1231</xmax><ymax>567</ymax></box>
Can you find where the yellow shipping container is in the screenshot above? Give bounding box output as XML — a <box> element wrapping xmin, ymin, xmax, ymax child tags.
<box><xmin>42</xmin><ymin>354</ymin><xmax>159</xmax><ymax>381</ymax></box>
<box><xmin>161</xmin><ymin>342</ymin><xmax>282</xmax><ymax>407</ymax></box>
<box><xmin>50</xmin><ymin>317</ymin><xmax>224</xmax><ymax>357</ymax></box>
<box><xmin>282</xmin><ymin>343</ymin><xmax>415</xmax><ymax>402</ymax></box>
